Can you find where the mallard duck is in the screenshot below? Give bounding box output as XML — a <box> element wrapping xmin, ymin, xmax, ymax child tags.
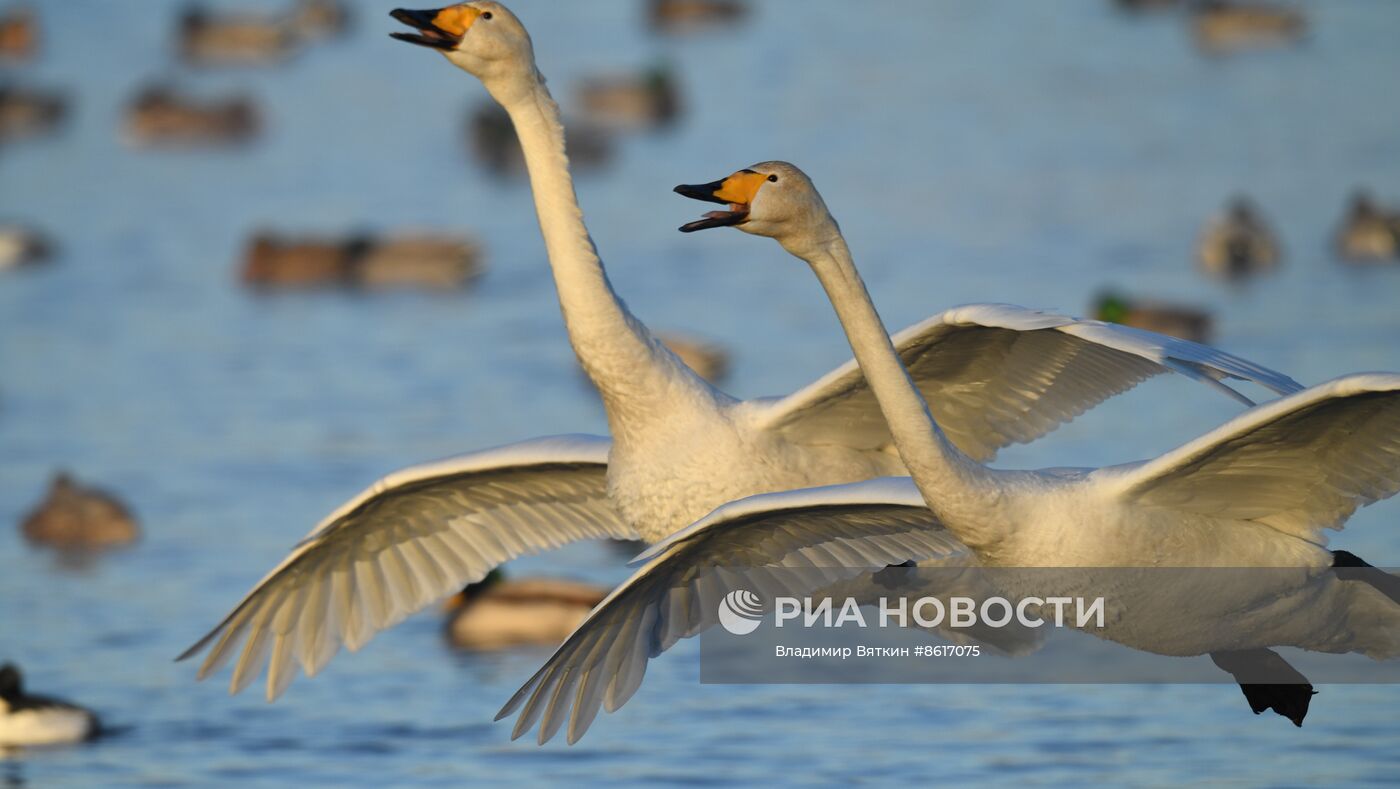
<box><xmin>443</xmin><ymin>571</ymin><xmax>607</xmax><ymax>651</ymax></box>
<box><xmin>1335</xmin><ymin>190</ymin><xmax>1400</xmax><ymax>264</ymax></box>
<box><xmin>124</xmin><ymin>85</ymin><xmax>259</xmax><ymax>147</ymax></box>
<box><xmin>1094</xmin><ymin>290</ymin><xmax>1213</xmax><ymax>343</ymax></box>
<box><xmin>0</xmin><ymin>664</ymin><xmax>100</xmax><ymax>748</ymax></box>
<box><xmin>20</xmin><ymin>472</ymin><xmax>140</xmax><ymax>551</ymax></box>
<box><xmin>1192</xmin><ymin>1</ymin><xmax>1305</xmax><ymax>53</ymax></box>
<box><xmin>1198</xmin><ymin>196</ymin><xmax>1281</xmax><ymax>279</ymax></box>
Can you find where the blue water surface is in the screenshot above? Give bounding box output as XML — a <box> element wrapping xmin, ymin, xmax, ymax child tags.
<box><xmin>3</xmin><ymin>1</ymin><xmax>1400</xmax><ymax>785</ymax></box>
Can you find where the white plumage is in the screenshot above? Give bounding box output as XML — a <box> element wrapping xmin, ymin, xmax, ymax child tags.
<box><xmin>493</xmin><ymin>162</ymin><xmax>1400</xmax><ymax>743</ymax></box>
<box><xmin>0</xmin><ymin>664</ymin><xmax>99</xmax><ymax>748</ymax></box>
<box><xmin>180</xmin><ymin>3</ymin><xmax>1301</xmax><ymax>702</ymax></box>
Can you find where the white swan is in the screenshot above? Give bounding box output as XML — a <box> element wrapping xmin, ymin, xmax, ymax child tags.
<box><xmin>497</xmin><ymin>162</ymin><xmax>1400</xmax><ymax>743</ymax></box>
<box><xmin>177</xmin><ymin>3</ymin><xmax>1300</xmax><ymax>701</ymax></box>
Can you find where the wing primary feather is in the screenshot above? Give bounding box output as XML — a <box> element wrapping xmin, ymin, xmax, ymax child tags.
<box><xmin>538</xmin><ymin>666</ymin><xmax>578</xmax><ymax>745</ymax></box>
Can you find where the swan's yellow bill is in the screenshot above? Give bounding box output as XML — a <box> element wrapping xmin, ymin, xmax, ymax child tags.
<box><xmin>390</xmin><ymin>5</ymin><xmax>481</xmax><ymax>49</ymax></box>
<box><xmin>674</xmin><ymin>169</ymin><xmax>771</xmax><ymax>232</ymax></box>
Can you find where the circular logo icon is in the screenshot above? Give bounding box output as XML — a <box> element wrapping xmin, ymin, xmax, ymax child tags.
<box><xmin>717</xmin><ymin>589</ymin><xmax>764</xmax><ymax>636</ymax></box>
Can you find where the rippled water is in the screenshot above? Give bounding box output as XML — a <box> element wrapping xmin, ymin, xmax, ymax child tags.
<box><xmin>3</xmin><ymin>1</ymin><xmax>1400</xmax><ymax>786</ymax></box>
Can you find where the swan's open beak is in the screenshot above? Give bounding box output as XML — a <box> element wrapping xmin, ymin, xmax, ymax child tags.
<box><xmin>389</xmin><ymin>6</ymin><xmax>479</xmax><ymax>50</ymax></box>
<box><xmin>674</xmin><ymin>170</ymin><xmax>768</xmax><ymax>232</ymax></box>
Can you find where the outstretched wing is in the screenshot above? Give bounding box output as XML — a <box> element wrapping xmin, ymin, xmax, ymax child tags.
<box><xmin>495</xmin><ymin>477</ymin><xmax>967</xmax><ymax>745</ymax></box>
<box><xmin>1106</xmin><ymin>374</ymin><xmax>1400</xmax><ymax>540</ymax></box>
<box><xmin>179</xmin><ymin>435</ymin><xmax>630</xmax><ymax>700</ymax></box>
<box><xmin>755</xmin><ymin>304</ymin><xmax>1302</xmax><ymax>462</ymax></box>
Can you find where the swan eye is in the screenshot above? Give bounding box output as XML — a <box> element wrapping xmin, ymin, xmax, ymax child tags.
<box><xmin>767</xmin><ymin>174</ymin><xmax>778</xmax><ymax>183</ymax></box>
<box><xmin>481</xmin><ymin>11</ymin><xmax>493</xmax><ymax>20</ymax></box>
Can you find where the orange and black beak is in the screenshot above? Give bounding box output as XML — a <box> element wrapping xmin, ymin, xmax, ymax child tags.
<box><xmin>674</xmin><ymin>169</ymin><xmax>769</xmax><ymax>232</ymax></box>
<box><xmin>389</xmin><ymin>7</ymin><xmax>478</xmax><ymax>50</ymax></box>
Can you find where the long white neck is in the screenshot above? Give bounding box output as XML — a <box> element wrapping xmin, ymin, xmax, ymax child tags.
<box><xmin>483</xmin><ymin>71</ymin><xmax>721</xmax><ymax>439</ymax></box>
<box><xmin>794</xmin><ymin>230</ymin><xmax>1001</xmax><ymax>544</ymax></box>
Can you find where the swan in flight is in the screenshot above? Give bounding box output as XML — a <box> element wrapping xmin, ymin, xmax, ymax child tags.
<box><xmin>177</xmin><ymin>2</ymin><xmax>1301</xmax><ymax>701</ymax></box>
<box><xmin>496</xmin><ymin>162</ymin><xmax>1400</xmax><ymax>744</ymax></box>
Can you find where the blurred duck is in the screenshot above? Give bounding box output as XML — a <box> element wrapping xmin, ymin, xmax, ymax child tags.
<box><xmin>1192</xmin><ymin>0</ymin><xmax>1305</xmax><ymax>53</ymax></box>
<box><xmin>442</xmin><ymin>571</ymin><xmax>607</xmax><ymax>651</ymax></box>
<box><xmin>288</xmin><ymin>0</ymin><xmax>351</xmax><ymax>41</ymax></box>
<box><xmin>1198</xmin><ymin>197</ymin><xmax>1280</xmax><ymax>279</ymax></box>
<box><xmin>358</xmin><ymin>235</ymin><xmax>483</xmax><ymax>289</ymax></box>
<box><xmin>1093</xmin><ymin>291</ymin><xmax>1213</xmax><ymax>343</ymax></box>
<box><xmin>469</xmin><ymin>102</ymin><xmax>612</xmax><ymax>177</ymax></box>
<box><xmin>576</xmin><ymin>63</ymin><xmax>681</xmax><ymax>131</ymax></box>
<box><xmin>1335</xmin><ymin>190</ymin><xmax>1400</xmax><ymax>264</ymax></box>
<box><xmin>1111</xmin><ymin>0</ymin><xmax>1181</xmax><ymax>11</ymax></box>
<box><xmin>0</xmin><ymin>225</ymin><xmax>52</xmax><ymax>271</ymax></box>
<box><xmin>647</xmin><ymin>0</ymin><xmax>747</xmax><ymax>34</ymax></box>
<box><xmin>124</xmin><ymin>85</ymin><xmax>259</xmax><ymax>147</ymax></box>
<box><xmin>178</xmin><ymin>4</ymin><xmax>298</xmax><ymax>66</ymax></box>
<box><xmin>0</xmin><ymin>83</ymin><xmax>66</xmax><ymax>143</ymax></box>
<box><xmin>0</xmin><ymin>664</ymin><xmax>100</xmax><ymax>748</ymax></box>
<box><xmin>20</xmin><ymin>472</ymin><xmax>140</xmax><ymax>551</ymax></box>
<box><xmin>0</xmin><ymin>5</ymin><xmax>36</xmax><ymax>61</ymax></box>
<box><xmin>241</xmin><ymin>233</ymin><xmax>353</xmax><ymax>287</ymax></box>
<box><xmin>241</xmin><ymin>232</ymin><xmax>482</xmax><ymax>290</ymax></box>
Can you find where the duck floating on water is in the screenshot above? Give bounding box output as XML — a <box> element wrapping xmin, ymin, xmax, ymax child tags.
<box><xmin>0</xmin><ymin>5</ymin><xmax>36</xmax><ymax>62</ymax></box>
<box><xmin>0</xmin><ymin>664</ymin><xmax>100</xmax><ymax>748</ymax></box>
<box><xmin>1198</xmin><ymin>196</ymin><xmax>1281</xmax><ymax>280</ymax></box>
<box><xmin>1335</xmin><ymin>190</ymin><xmax>1400</xmax><ymax>264</ymax></box>
<box><xmin>576</xmin><ymin>63</ymin><xmax>682</xmax><ymax>132</ymax></box>
<box><xmin>0</xmin><ymin>83</ymin><xmax>66</xmax><ymax>144</ymax></box>
<box><xmin>179</xmin><ymin>0</ymin><xmax>351</xmax><ymax>66</ymax></box>
<box><xmin>359</xmin><ymin>236</ymin><xmax>485</xmax><ymax>289</ymax></box>
<box><xmin>20</xmin><ymin>472</ymin><xmax>140</xmax><ymax>552</ymax></box>
<box><xmin>241</xmin><ymin>232</ymin><xmax>483</xmax><ymax>290</ymax></box>
<box><xmin>287</xmin><ymin>0</ymin><xmax>351</xmax><ymax>41</ymax></box>
<box><xmin>178</xmin><ymin>4</ymin><xmax>298</xmax><ymax>66</ymax></box>
<box><xmin>1192</xmin><ymin>0</ymin><xmax>1305</xmax><ymax>54</ymax></box>
<box><xmin>1111</xmin><ymin>0</ymin><xmax>1181</xmax><ymax>12</ymax></box>
<box><xmin>0</xmin><ymin>225</ymin><xmax>53</xmax><ymax>271</ymax></box>
<box><xmin>124</xmin><ymin>85</ymin><xmax>260</xmax><ymax>148</ymax></box>
<box><xmin>443</xmin><ymin>571</ymin><xmax>608</xmax><ymax>651</ymax></box>
<box><xmin>1093</xmin><ymin>290</ymin><xmax>1213</xmax><ymax>343</ymax></box>
<box><xmin>647</xmin><ymin>0</ymin><xmax>747</xmax><ymax>34</ymax></box>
